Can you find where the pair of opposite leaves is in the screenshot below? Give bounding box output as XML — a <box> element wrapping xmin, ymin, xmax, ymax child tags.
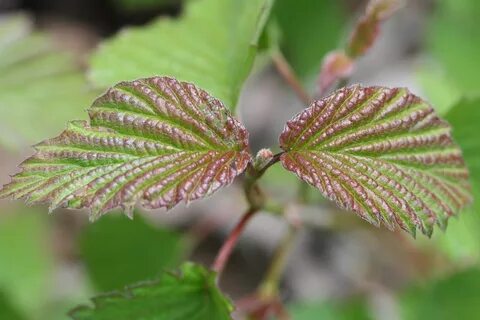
<box><xmin>0</xmin><ymin>76</ymin><xmax>471</xmax><ymax>237</ymax></box>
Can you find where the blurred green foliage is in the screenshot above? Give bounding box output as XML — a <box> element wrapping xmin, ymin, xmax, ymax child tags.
<box><xmin>400</xmin><ymin>268</ymin><xmax>480</xmax><ymax>320</ymax></box>
<box><xmin>80</xmin><ymin>214</ymin><xmax>185</xmax><ymax>292</ymax></box>
<box><xmin>273</xmin><ymin>0</ymin><xmax>345</xmax><ymax>80</ymax></box>
<box><xmin>0</xmin><ymin>291</ymin><xmax>25</xmax><ymax>320</ymax></box>
<box><xmin>0</xmin><ymin>209</ymin><xmax>54</xmax><ymax>318</ymax></box>
<box><xmin>0</xmin><ymin>14</ymin><xmax>95</xmax><ymax>150</ymax></box>
<box><xmin>420</xmin><ymin>0</ymin><xmax>480</xmax><ymax>111</ymax></box>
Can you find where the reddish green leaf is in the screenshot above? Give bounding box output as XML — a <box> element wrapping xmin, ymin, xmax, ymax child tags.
<box><xmin>279</xmin><ymin>86</ymin><xmax>471</xmax><ymax>236</ymax></box>
<box><xmin>317</xmin><ymin>51</ymin><xmax>354</xmax><ymax>96</ymax></box>
<box><xmin>0</xmin><ymin>76</ymin><xmax>251</xmax><ymax>220</ymax></box>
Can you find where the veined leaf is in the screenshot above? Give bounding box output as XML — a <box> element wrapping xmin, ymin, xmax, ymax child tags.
<box><xmin>0</xmin><ymin>76</ymin><xmax>251</xmax><ymax>220</ymax></box>
<box><xmin>69</xmin><ymin>263</ymin><xmax>233</xmax><ymax>320</ymax></box>
<box><xmin>0</xmin><ymin>14</ymin><xmax>94</xmax><ymax>150</ymax></box>
<box><xmin>279</xmin><ymin>85</ymin><xmax>471</xmax><ymax>236</ymax></box>
<box><xmin>90</xmin><ymin>0</ymin><xmax>274</xmax><ymax>110</ymax></box>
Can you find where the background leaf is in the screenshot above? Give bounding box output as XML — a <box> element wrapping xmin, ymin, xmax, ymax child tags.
<box><xmin>69</xmin><ymin>263</ymin><xmax>233</xmax><ymax>320</ymax></box>
<box><xmin>0</xmin><ymin>14</ymin><xmax>94</xmax><ymax>150</ymax></box>
<box><xmin>90</xmin><ymin>0</ymin><xmax>273</xmax><ymax>110</ymax></box>
<box><xmin>279</xmin><ymin>86</ymin><xmax>471</xmax><ymax>236</ymax></box>
<box><xmin>80</xmin><ymin>214</ymin><xmax>185</xmax><ymax>291</ymax></box>
<box><xmin>400</xmin><ymin>268</ymin><xmax>480</xmax><ymax>320</ymax></box>
<box><xmin>0</xmin><ymin>76</ymin><xmax>251</xmax><ymax>220</ymax></box>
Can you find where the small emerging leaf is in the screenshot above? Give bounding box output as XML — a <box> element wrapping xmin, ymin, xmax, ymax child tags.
<box><xmin>279</xmin><ymin>85</ymin><xmax>471</xmax><ymax>236</ymax></box>
<box><xmin>0</xmin><ymin>76</ymin><xmax>251</xmax><ymax>220</ymax></box>
<box><xmin>69</xmin><ymin>263</ymin><xmax>234</xmax><ymax>320</ymax></box>
<box><xmin>347</xmin><ymin>0</ymin><xmax>404</xmax><ymax>58</ymax></box>
<box><xmin>317</xmin><ymin>51</ymin><xmax>354</xmax><ymax>96</ymax></box>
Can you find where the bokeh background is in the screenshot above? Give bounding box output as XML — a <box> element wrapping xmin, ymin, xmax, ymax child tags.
<box><xmin>0</xmin><ymin>0</ymin><xmax>479</xmax><ymax>319</ymax></box>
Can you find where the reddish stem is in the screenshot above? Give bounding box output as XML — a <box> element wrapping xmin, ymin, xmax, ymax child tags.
<box><xmin>212</xmin><ymin>208</ymin><xmax>257</xmax><ymax>277</ymax></box>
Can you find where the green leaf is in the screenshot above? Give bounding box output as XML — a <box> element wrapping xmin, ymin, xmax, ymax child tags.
<box><xmin>69</xmin><ymin>262</ymin><xmax>233</xmax><ymax>320</ymax></box>
<box><xmin>289</xmin><ymin>298</ymin><xmax>372</xmax><ymax>320</ymax></box>
<box><xmin>89</xmin><ymin>0</ymin><xmax>273</xmax><ymax>110</ymax></box>
<box><xmin>0</xmin><ymin>14</ymin><xmax>94</xmax><ymax>150</ymax></box>
<box><xmin>0</xmin><ymin>76</ymin><xmax>251</xmax><ymax>220</ymax></box>
<box><xmin>279</xmin><ymin>86</ymin><xmax>471</xmax><ymax>236</ymax></box>
<box><xmin>0</xmin><ymin>209</ymin><xmax>54</xmax><ymax>316</ymax></box>
<box><xmin>400</xmin><ymin>268</ymin><xmax>480</xmax><ymax>320</ymax></box>
<box><xmin>80</xmin><ymin>214</ymin><xmax>185</xmax><ymax>291</ymax></box>
<box><xmin>430</xmin><ymin>98</ymin><xmax>480</xmax><ymax>261</ymax></box>
<box><xmin>273</xmin><ymin>0</ymin><xmax>345</xmax><ymax>79</ymax></box>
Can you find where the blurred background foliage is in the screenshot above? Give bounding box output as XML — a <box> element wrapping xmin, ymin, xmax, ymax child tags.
<box><xmin>0</xmin><ymin>0</ymin><xmax>479</xmax><ymax>319</ymax></box>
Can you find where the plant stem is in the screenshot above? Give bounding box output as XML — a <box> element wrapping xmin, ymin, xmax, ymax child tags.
<box><xmin>258</xmin><ymin>225</ymin><xmax>299</xmax><ymax>299</ymax></box>
<box><xmin>212</xmin><ymin>207</ymin><xmax>257</xmax><ymax>276</ymax></box>
<box><xmin>272</xmin><ymin>50</ymin><xmax>312</xmax><ymax>106</ymax></box>
<box><xmin>212</xmin><ymin>154</ymin><xmax>282</xmax><ymax>278</ymax></box>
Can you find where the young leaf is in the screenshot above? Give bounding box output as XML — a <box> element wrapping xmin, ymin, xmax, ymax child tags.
<box><xmin>316</xmin><ymin>0</ymin><xmax>401</xmax><ymax>96</ymax></box>
<box><xmin>279</xmin><ymin>85</ymin><xmax>471</xmax><ymax>236</ymax></box>
<box><xmin>0</xmin><ymin>76</ymin><xmax>251</xmax><ymax>220</ymax></box>
<box><xmin>317</xmin><ymin>51</ymin><xmax>354</xmax><ymax>97</ymax></box>
<box><xmin>347</xmin><ymin>0</ymin><xmax>404</xmax><ymax>58</ymax></box>
<box><xmin>69</xmin><ymin>263</ymin><xmax>233</xmax><ymax>320</ymax></box>
<box><xmin>90</xmin><ymin>0</ymin><xmax>273</xmax><ymax>110</ymax></box>
<box><xmin>0</xmin><ymin>14</ymin><xmax>95</xmax><ymax>150</ymax></box>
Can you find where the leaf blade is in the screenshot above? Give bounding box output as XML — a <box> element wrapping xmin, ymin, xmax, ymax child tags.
<box><xmin>69</xmin><ymin>263</ymin><xmax>233</xmax><ymax>320</ymax></box>
<box><xmin>0</xmin><ymin>76</ymin><xmax>251</xmax><ymax>220</ymax></box>
<box><xmin>279</xmin><ymin>85</ymin><xmax>471</xmax><ymax>236</ymax></box>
